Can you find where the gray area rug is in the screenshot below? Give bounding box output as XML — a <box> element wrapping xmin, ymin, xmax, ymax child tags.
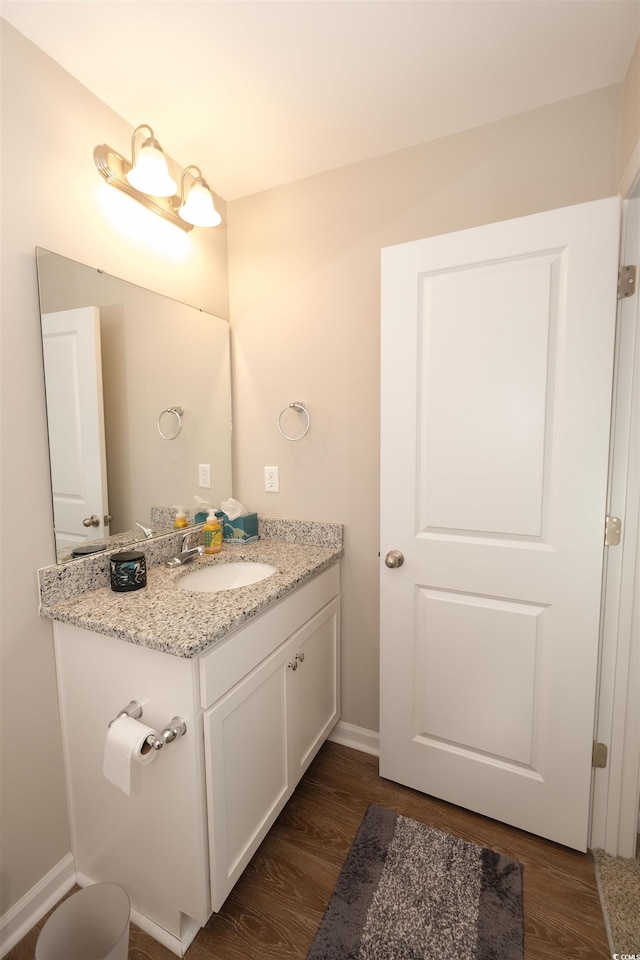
<box><xmin>306</xmin><ymin>804</ymin><xmax>524</xmax><ymax>960</ymax></box>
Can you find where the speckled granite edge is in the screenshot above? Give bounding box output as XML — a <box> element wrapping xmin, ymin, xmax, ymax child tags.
<box><xmin>150</xmin><ymin>505</ymin><xmax>197</xmax><ymax>528</ymax></box>
<box><xmin>38</xmin><ymin>529</ymin><xmax>195</xmax><ymax>607</ymax></box>
<box><xmin>38</xmin><ymin>517</ymin><xmax>343</xmax><ymax>608</ymax></box>
<box><xmin>258</xmin><ymin>518</ymin><xmax>343</xmax><ymax>548</ymax></box>
<box><xmin>39</xmin><ymin>540</ymin><xmax>343</xmax><ymax>658</ymax></box>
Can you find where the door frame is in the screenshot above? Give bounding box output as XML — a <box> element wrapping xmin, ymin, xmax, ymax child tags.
<box><xmin>590</xmin><ymin>154</ymin><xmax>640</xmax><ymax>856</ymax></box>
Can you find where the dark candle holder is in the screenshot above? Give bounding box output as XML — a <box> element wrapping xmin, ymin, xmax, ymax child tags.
<box><xmin>110</xmin><ymin>551</ymin><xmax>147</xmax><ymax>592</ymax></box>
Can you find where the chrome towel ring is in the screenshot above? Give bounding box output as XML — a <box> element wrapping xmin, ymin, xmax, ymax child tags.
<box><xmin>277</xmin><ymin>401</ymin><xmax>311</xmax><ymax>441</ymax></box>
<box><xmin>157</xmin><ymin>406</ymin><xmax>184</xmax><ymax>440</ymax></box>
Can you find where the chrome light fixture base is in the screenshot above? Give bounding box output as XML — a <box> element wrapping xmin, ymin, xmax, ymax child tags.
<box><xmin>94</xmin><ymin>143</ymin><xmax>194</xmax><ymax>232</ymax></box>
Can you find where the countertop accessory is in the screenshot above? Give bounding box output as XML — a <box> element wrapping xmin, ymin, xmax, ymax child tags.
<box><xmin>110</xmin><ymin>550</ymin><xmax>147</xmax><ymax>592</ymax></box>
<box><xmin>219</xmin><ymin>510</ymin><xmax>259</xmax><ymax>543</ymax></box>
<box><xmin>157</xmin><ymin>405</ymin><xmax>184</xmax><ymax>440</ymax></box>
<box><xmin>71</xmin><ymin>543</ymin><xmax>107</xmax><ymax>557</ymax></box>
<box><xmin>277</xmin><ymin>401</ymin><xmax>311</xmax><ymax>441</ymax></box>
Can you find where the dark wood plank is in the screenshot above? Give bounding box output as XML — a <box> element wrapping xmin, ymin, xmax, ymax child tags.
<box><xmin>6</xmin><ymin>741</ymin><xmax>610</xmax><ymax>959</ymax></box>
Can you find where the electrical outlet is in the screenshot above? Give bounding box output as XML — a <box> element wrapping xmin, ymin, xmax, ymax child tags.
<box><xmin>199</xmin><ymin>464</ymin><xmax>211</xmax><ymax>488</ymax></box>
<box><xmin>264</xmin><ymin>466</ymin><xmax>279</xmax><ymax>492</ymax></box>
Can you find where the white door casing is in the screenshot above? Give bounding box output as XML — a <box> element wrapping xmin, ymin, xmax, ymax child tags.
<box><xmin>380</xmin><ymin>198</ymin><xmax>620</xmax><ymax>851</ymax></box>
<box><xmin>591</xmin><ymin>188</ymin><xmax>640</xmax><ymax>857</ymax></box>
<box><xmin>42</xmin><ymin>307</ymin><xmax>109</xmax><ymax>551</ymax></box>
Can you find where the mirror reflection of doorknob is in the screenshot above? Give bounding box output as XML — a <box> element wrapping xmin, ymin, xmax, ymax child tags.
<box><xmin>83</xmin><ymin>515</ymin><xmax>100</xmax><ymax>528</ymax></box>
<box><xmin>385</xmin><ymin>550</ymin><xmax>404</xmax><ymax>568</ymax></box>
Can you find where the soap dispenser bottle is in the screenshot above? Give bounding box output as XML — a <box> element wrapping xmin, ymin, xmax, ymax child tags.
<box><xmin>203</xmin><ymin>510</ymin><xmax>223</xmax><ymax>554</ymax></box>
<box><xmin>174</xmin><ymin>508</ymin><xmax>189</xmax><ymax>529</ymax></box>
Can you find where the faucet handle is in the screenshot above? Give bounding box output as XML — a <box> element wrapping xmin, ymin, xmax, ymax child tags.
<box><xmin>136</xmin><ymin>522</ymin><xmax>154</xmax><ymax>539</ymax></box>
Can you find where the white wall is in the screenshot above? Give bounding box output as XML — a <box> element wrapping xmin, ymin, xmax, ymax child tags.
<box><xmin>0</xmin><ymin>21</ymin><xmax>229</xmax><ymax>917</ymax></box>
<box><xmin>227</xmin><ymin>84</ymin><xmax>622</xmax><ymax>732</ymax></box>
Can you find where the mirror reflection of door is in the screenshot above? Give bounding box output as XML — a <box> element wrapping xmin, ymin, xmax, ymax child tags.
<box><xmin>36</xmin><ymin>248</ymin><xmax>233</xmax><ymax>564</ymax></box>
<box><xmin>42</xmin><ymin>307</ymin><xmax>109</xmax><ymax>553</ymax></box>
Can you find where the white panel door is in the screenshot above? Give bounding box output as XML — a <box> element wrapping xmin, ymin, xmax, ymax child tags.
<box><xmin>42</xmin><ymin>307</ymin><xmax>108</xmax><ymax>551</ymax></box>
<box><xmin>380</xmin><ymin>198</ymin><xmax>620</xmax><ymax>851</ymax></box>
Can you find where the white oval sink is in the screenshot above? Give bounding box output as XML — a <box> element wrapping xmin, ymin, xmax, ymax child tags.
<box><xmin>177</xmin><ymin>561</ymin><xmax>277</xmax><ymax>593</ymax></box>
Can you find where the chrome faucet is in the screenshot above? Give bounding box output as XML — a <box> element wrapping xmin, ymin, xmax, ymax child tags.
<box><xmin>135</xmin><ymin>521</ymin><xmax>154</xmax><ymax>539</ymax></box>
<box><xmin>166</xmin><ymin>530</ymin><xmax>205</xmax><ymax>567</ymax></box>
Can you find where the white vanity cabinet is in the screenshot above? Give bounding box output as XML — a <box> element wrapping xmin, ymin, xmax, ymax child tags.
<box><xmin>51</xmin><ymin>561</ymin><xmax>340</xmax><ymax>956</ymax></box>
<box><xmin>203</xmin><ymin>592</ymin><xmax>340</xmax><ymax>908</ymax></box>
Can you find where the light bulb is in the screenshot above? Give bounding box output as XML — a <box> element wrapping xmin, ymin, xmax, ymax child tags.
<box><xmin>126</xmin><ymin>137</ymin><xmax>176</xmax><ymax>197</ymax></box>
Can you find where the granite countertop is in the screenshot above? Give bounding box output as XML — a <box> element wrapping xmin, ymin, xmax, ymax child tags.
<box><xmin>40</xmin><ymin>539</ymin><xmax>343</xmax><ymax>659</ymax></box>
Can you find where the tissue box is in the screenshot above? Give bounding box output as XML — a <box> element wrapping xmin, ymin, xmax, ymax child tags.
<box><xmin>219</xmin><ymin>512</ymin><xmax>259</xmax><ymax>543</ymax></box>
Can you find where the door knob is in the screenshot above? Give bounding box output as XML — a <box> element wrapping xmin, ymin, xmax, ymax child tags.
<box><xmin>83</xmin><ymin>515</ymin><xmax>100</xmax><ymax>528</ymax></box>
<box><xmin>104</xmin><ymin>514</ymin><xmax>113</xmax><ymax>525</ymax></box>
<box><xmin>385</xmin><ymin>550</ymin><xmax>404</xmax><ymax>568</ymax></box>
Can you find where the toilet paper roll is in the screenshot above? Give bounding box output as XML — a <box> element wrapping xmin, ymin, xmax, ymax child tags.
<box><xmin>103</xmin><ymin>716</ymin><xmax>158</xmax><ymax>795</ymax></box>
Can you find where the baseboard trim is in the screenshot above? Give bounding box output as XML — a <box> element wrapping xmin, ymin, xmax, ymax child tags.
<box><xmin>328</xmin><ymin>720</ymin><xmax>379</xmax><ymax>756</ymax></box>
<box><xmin>129</xmin><ymin>908</ymin><xmax>185</xmax><ymax>958</ymax></box>
<box><xmin>128</xmin><ymin>906</ymin><xmax>200</xmax><ymax>957</ymax></box>
<box><xmin>0</xmin><ymin>853</ymin><xmax>76</xmax><ymax>958</ymax></box>
<box><xmin>591</xmin><ymin>852</ymin><xmax>615</xmax><ymax>957</ymax></box>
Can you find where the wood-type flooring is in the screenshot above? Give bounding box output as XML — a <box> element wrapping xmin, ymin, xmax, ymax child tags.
<box><xmin>6</xmin><ymin>741</ymin><xmax>611</xmax><ymax>959</ymax></box>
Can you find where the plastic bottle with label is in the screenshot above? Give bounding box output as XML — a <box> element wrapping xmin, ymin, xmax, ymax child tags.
<box><xmin>203</xmin><ymin>510</ymin><xmax>223</xmax><ymax>554</ymax></box>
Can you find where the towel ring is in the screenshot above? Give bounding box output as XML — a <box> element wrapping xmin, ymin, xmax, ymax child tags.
<box><xmin>157</xmin><ymin>406</ymin><xmax>184</xmax><ymax>440</ymax></box>
<box><xmin>277</xmin><ymin>401</ymin><xmax>310</xmax><ymax>441</ymax></box>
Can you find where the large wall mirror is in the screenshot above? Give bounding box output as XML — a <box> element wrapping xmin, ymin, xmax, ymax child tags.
<box><xmin>36</xmin><ymin>248</ymin><xmax>233</xmax><ymax>563</ymax></box>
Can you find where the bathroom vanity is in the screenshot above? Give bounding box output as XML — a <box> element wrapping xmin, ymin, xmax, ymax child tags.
<box><xmin>39</xmin><ymin>524</ymin><xmax>342</xmax><ymax>956</ymax></box>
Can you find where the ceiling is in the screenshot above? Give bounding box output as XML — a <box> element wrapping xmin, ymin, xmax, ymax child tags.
<box><xmin>2</xmin><ymin>0</ymin><xmax>638</xmax><ymax>200</ymax></box>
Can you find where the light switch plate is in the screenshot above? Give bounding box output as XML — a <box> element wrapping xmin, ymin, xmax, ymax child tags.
<box><xmin>199</xmin><ymin>464</ymin><xmax>211</xmax><ymax>488</ymax></box>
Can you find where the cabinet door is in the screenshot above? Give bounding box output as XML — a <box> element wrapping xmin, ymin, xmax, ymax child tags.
<box><xmin>204</xmin><ymin>644</ymin><xmax>290</xmax><ymax>911</ymax></box>
<box><xmin>289</xmin><ymin>598</ymin><xmax>341</xmax><ymax>780</ymax></box>
<box><xmin>204</xmin><ymin>596</ymin><xmax>341</xmax><ymax>912</ymax></box>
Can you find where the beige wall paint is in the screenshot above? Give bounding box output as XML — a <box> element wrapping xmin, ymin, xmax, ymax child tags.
<box><xmin>0</xmin><ymin>22</ymin><xmax>228</xmax><ymax>916</ymax></box>
<box><xmin>620</xmin><ymin>36</ymin><xmax>640</xmax><ymax>183</ymax></box>
<box><xmin>227</xmin><ymin>84</ymin><xmax>622</xmax><ymax>733</ymax></box>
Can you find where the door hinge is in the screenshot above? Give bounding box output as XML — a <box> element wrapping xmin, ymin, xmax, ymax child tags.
<box><xmin>604</xmin><ymin>515</ymin><xmax>621</xmax><ymax>546</ymax></box>
<box><xmin>592</xmin><ymin>741</ymin><xmax>608</xmax><ymax>768</ymax></box>
<box><xmin>618</xmin><ymin>265</ymin><xmax>637</xmax><ymax>299</ymax></box>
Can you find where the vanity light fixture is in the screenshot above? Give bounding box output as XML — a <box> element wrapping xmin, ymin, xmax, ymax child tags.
<box><xmin>94</xmin><ymin>123</ymin><xmax>222</xmax><ymax>232</ymax></box>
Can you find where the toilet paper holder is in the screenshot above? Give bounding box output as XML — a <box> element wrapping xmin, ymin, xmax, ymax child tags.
<box><xmin>108</xmin><ymin>700</ymin><xmax>187</xmax><ymax>751</ymax></box>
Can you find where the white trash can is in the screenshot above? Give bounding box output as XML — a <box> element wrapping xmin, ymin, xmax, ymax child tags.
<box><xmin>35</xmin><ymin>883</ymin><xmax>130</xmax><ymax>960</ymax></box>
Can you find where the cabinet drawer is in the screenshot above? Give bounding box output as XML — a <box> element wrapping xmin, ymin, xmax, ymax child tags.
<box><xmin>199</xmin><ymin>562</ymin><xmax>340</xmax><ymax>708</ymax></box>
